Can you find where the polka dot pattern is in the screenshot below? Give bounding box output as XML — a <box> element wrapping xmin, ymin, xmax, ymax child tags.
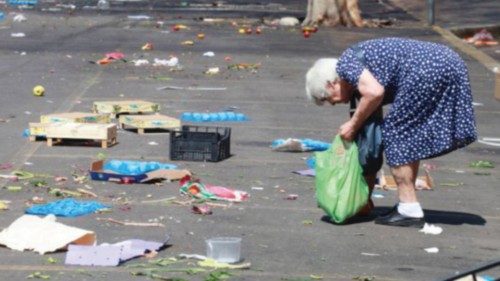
<box><xmin>337</xmin><ymin>38</ymin><xmax>477</xmax><ymax>166</ymax></box>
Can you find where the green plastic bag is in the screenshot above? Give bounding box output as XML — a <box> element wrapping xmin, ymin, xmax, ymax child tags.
<box><xmin>315</xmin><ymin>135</ymin><xmax>369</xmax><ymax>223</ymax></box>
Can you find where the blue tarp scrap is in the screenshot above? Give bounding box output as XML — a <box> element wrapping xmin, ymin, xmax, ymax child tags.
<box><xmin>103</xmin><ymin>160</ymin><xmax>177</xmax><ymax>176</ymax></box>
<box><xmin>26</xmin><ymin>198</ymin><xmax>109</xmax><ymax>217</ymax></box>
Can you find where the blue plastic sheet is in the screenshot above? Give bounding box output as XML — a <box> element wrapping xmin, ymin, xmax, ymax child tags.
<box><xmin>103</xmin><ymin>160</ymin><xmax>177</xmax><ymax>176</ymax></box>
<box><xmin>26</xmin><ymin>198</ymin><xmax>109</xmax><ymax>217</ymax></box>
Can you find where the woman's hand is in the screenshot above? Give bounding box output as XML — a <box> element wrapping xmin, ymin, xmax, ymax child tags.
<box><xmin>338</xmin><ymin>120</ymin><xmax>357</xmax><ymax>141</ymax></box>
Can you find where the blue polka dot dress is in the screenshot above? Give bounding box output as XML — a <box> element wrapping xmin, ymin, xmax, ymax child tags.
<box><xmin>336</xmin><ymin>37</ymin><xmax>477</xmax><ymax>167</ymax></box>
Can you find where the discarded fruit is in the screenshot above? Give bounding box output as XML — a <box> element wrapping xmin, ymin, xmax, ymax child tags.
<box><xmin>303</xmin><ymin>31</ymin><xmax>311</xmax><ymax>38</ymax></box>
<box><xmin>197</xmin><ymin>33</ymin><xmax>205</xmax><ymax>39</ymax></box>
<box><xmin>238</xmin><ymin>28</ymin><xmax>246</xmax><ymax>34</ymax></box>
<box><xmin>33</xmin><ymin>85</ymin><xmax>45</xmax><ymax>97</ymax></box>
<box><xmin>245</xmin><ymin>28</ymin><xmax>252</xmax><ymax>34</ymax></box>
<box><xmin>255</xmin><ymin>28</ymin><xmax>262</xmax><ymax>34</ymax></box>
<box><xmin>141</xmin><ymin>42</ymin><xmax>153</xmax><ymax>51</ymax></box>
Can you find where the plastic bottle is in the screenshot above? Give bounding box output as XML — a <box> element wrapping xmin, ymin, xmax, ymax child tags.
<box><xmin>0</xmin><ymin>11</ymin><xmax>4</xmax><ymax>22</ymax></box>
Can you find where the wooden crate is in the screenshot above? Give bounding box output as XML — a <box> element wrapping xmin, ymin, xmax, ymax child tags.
<box><xmin>40</xmin><ymin>112</ymin><xmax>110</xmax><ymax>124</ymax></box>
<box><xmin>119</xmin><ymin>114</ymin><xmax>180</xmax><ymax>134</ymax></box>
<box><xmin>93</xmin><ymin>100</ymin><xmax>160</xmax><ymax>118</ymax></box>
<box><xmin>45</xmin><ymin>123</ymin><xmax>117</xmax><ymax>148</ymax></box>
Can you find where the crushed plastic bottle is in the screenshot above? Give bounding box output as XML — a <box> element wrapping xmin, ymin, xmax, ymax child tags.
<box><xmin>181</xmin><ymin>112</ymin><xmax>248</xmax><ymax>122</ymax></box>
<box><xmin>97</xmin><ymin>0</ymin><xmax>110</xmax><ymax>10</ymax></box>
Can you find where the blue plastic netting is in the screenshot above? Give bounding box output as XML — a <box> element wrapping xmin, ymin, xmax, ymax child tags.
<box><xmin>103</xmin><ymin>160</ymin><xmax>177</xmax><ymax>176</ymax></box>
<box><xmin>25</xmin><ymin>198</ymin><xmax>109</xmax><ymax>217</ymax></box>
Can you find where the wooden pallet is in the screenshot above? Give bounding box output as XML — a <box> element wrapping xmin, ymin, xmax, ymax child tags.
<box><xmin>119</xmin><ymin>114</ymin><xmax>181</xmax><ymax>134</ymax></box>
<box><xmin>45</xmin><ymin>123</ymin><xmax>117</xmax><ymax>148</ymax></box>
<box><xmin>29</xmin><ymin>112</ymin><xmax>111</xmax><ymax>140</ymax></box>
<box><xmin>93</xmin><ymin>100</ymin><xmax>160</xmax><ymax>119</ymax></box>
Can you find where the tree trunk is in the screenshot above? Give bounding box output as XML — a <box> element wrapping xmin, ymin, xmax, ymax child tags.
<box><xmin>302</xmin><ymin>0</ymin><xmax>365</xmax><ymax>27</ymax></box>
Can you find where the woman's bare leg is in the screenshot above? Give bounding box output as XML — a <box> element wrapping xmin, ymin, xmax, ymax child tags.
<box><xmin>391</xmin><ymin>160</ymin><xmax>419</xmax><ymax>203</ymax></box>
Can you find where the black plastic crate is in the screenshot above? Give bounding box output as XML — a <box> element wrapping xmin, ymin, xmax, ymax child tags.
<box><xmin>169</xmin><ymin>125</ymin><xmax>231</xmax><ymax>162</ymax></box>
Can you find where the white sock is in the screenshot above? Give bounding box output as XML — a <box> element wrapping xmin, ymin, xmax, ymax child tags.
<box><xmin>398</xmin><ymin>202</ymin><xmax>424</xmax><ymax>218</ymax></box>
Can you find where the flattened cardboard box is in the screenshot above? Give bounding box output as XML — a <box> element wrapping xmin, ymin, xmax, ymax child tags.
<box><xmin>89</xmin><ymin>160</ymin><xmax>190</xmax><ymax>183</ymax></box>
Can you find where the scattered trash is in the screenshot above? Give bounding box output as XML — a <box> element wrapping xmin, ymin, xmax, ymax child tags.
<box><xmin>205</xmin><ymin>237</ymin><xmax>241</xmax><ymax>263</ymax></box>
<box><xmin>419</xmin><ymin>223</ymin><xmax>443</xmax><ymax>235</ymax></box>
<box><xmin>94</xmin><ymin>52</ymin><xmax>126</xmax><ymax>65</ymax></box>
<box><xmin>141</xmin><ymin>42</ymin><xmax>153</xmax><ymax>51</ymax></box>
<box><xmin>127</xmin><ymin>15</ymin><xmax>151</xmax><ymax>20</ymax></box>
<box><xmin>0</xmin><ymin>215</ymin><xmax>95</xmax><ymax>254</ymax></box>
<box><xmin>33</xmin><ymin>85</ymin><xmax>45</xmax><ymax>97</ymax></box>
<box><xmin>472</xmin><ymin>102</ymin><xmax>484</xmax><ymax>106</ymax></box>
<box><xmin>478</xmin><ymin>137</ymin><xmax>500</xmax><ymax>147</ymax></box>
<box><xmin>465</xmin><ymin>29</ymin><xmax>498</xmax><ymax>46</ymax></box>
<box><xmin>197</xmin><ymin>33</ymin><xmax>205</xmax><ymax>40</ymax></box>
<box><xmin>157</xmin><ymin>85</ymin><xmax>226</xmax><ymax>91</ymax></box>
<box><xmin>192</xmin><ymin>205</ymin><xmax>212</xmax><ymax>215</ymax></box>
<box><xmin>424</xmin><ymin>247</ymin><xmax>439</xmax><ymax>253</ymax></box>
<box><xmin>25</xmin><ymin>198</ymin><xmax>109</xmax><ymax>217</ymax></box>
<box><xmin>132</xmin><ymin>59</ymin><xmax>149</xmax><ymax>66</ymax></box>
<box><xmin>152</xmin><ymin>57</ymin><xmax>179</xmax><ymax>67</ymax></box>
<box><xmin>469</xmin><ymin>160</ymin><xmax>495</xmax><ymax>168</ymax></box>
<box><xmin>8</xmin><ymin>0</ymin><xmax>38</xmax><ymax>6</ymax></box>
<box><xmin>180</xmin><ymin>176</ymin><xmax>249</xmax><ymax>202</ymax></box>
<box><xmin>181</xmin><ymin>111</ymin><xmax>248</xmax><ymax>122</ymax></box>
<box><xmin>0</xmin><ymin>11</ymin><xmax>4</xmax><ymax>22</ymax></box>
<box><xmin>302</xmin><ymin>220</ymin><xmax>313</xmax><ymax>226</ymax></box>
<box><xmin>148</xmin><ymin>141</ymin><xmax>159</xmax><ymax>146</ymax></box>
<box><xmin>26</xmin><ymin>272</ymin><xmax>50</xmax><ymax>280</ymax></box>
<box><xmin>172</xmin><ymin>24</ymin><xmax>189</xmax><ymax>31</ymax></box>
<box><xmin>97</xmin><ymin>0</ymin><xmax>109</xmax><ymax>9</ymax></box>
<box><xmin>96</xmin><ymin>217</ymin><xmax>165</xmax><ymax>227</ymax></box>
<box><xmin>285</xmin><ymin>194</ymin><xmax>298</xmax><ymax>200</ymax></box>
<box><xmin>203</xmin><ymin>51</ymin><xmax>215</xmax><ymax>57</ymax></box>
<box><xmin>271</xmin><ymin>138</ymin><xmax>330</xmax><ymax>152</ymax></box>
<box><xmin>198</xmin><ymin>258</ymin><xmax>250</xmax><ymax>269</ymax></box>
<box><xmin>227</xmin><ymin>63</ymin><xmax>260</xmax><ymax>71</ymax></box>
<box><xmin>361</xmin><ymin>252</ymin><xmax>380</xmax><ymax>257</ymax></box>
<box><xmin>352</xmin><ymin>276</ymin><xmax>375</xmax><ymax>281</ymax></box>
<box><xmin>276</xmin><ymin>17</ymin><xmax>299</xmax><ymax>26</ymax></box>
<box><xmin>13</xmin><ymin>14</ymin><xmax>27</xmax><ymax>22</ymax></box>
<box><xmin>90</xmin><ymin>160</ymin><xmax>187</xmax><ymax>184</ymax></box>
<box><xmin>178</xmin><ymin>253</ymin><xmax>207</xmax><ymax>260</ymax></box>
<box><xmin>251</xmin><ymin>186</ymin><xmax>264</xmax><ymax>190</ymax></box>
<box><xmin>11</xmin><ymin>32</ymin><xmax>26</xmax><ymax>38</ymax></box>
<box><xmin>0</xmin><ymin>200</ymin><xmax>10</xmax><ymax>210</ymax></box>
<box><xmin>292</xmin><ymin>168</ymin><xmax>315</xmax><ymax>177</ymax></box>
<box><xmin>181</xmin><ymin>40</ymin><xmax>194</xmax><ymax>46</ymax></box>
<box><xmin>439</xmin><ymin>182</ymin><xmax>464</xmax><ymax>187</ymax></box>
<box><xmin>204</xmin><ymin>67</ymin><xmax>220</xmax><ymax>75</ymax></box>
<box><xmin>6</xmin><ymin>186</ymin><xmax>22</xmax><ymax>192</ymax></box>
<box><xmin>65</xmin><ymin>238</ymin><xmax>167</xmax><ymax>266</ymax></box>
<box><xmin>371</xmin><ymin>192</ymin><xmax>384</xmax><ymax>199</ymax></box>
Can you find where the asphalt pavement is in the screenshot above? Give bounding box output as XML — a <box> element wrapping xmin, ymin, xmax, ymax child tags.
<box><xmin>0</xmin><ymin>1</ymin><xmax>499</xmax><ymax>281</ymax></box>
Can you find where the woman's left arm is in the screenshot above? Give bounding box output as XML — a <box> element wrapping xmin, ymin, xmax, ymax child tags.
<box><xmin>339</xmin><ymin>69</ymin><xmax>384</xmax><ymax>141</ymax></box>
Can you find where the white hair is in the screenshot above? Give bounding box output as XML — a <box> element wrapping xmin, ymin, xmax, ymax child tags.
<box><xmin>305</xmin><ymin>58</ymin><xmax>339</xmax><ymax>105</ymax></box>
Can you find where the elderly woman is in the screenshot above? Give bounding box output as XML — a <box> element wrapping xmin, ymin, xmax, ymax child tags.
<box><xmin>305</xmin><ymin>37</ymin><xmax>477</xmax><ymax>227</ymax></box>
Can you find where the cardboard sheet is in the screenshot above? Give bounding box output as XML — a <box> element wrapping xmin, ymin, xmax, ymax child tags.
<box><xmin>0</xmin><ymin>215</ymin><xmax>95</xmax><ymax>255</ymax></box>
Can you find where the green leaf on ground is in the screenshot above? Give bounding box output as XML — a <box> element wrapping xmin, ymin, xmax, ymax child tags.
<box><xmin>27</xmin><ymin>272</ymin><xmax>50</xmax><ymax>279</ymax></box>
<box><xmin>469</xmin><ymin>160</ymin><xmax>494</xmax><ymax>168</ymax></box>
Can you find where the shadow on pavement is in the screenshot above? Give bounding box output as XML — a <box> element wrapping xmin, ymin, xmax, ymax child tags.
<box><xmin>319</xmin><ymin>207</ymin><xmax>487</xmax><ymax>226</ymax></box>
